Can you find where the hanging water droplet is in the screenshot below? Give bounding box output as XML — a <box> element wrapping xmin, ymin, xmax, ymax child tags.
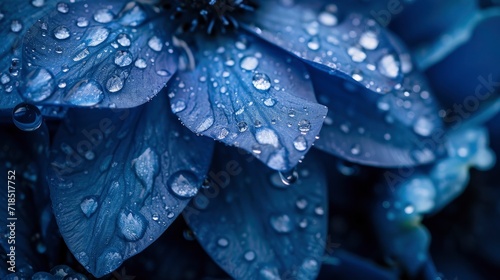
<box><xmin>53</xmin><ymin>26</ymin><xmax>70</xmax><ymax>40</ymax></box>
<box><xmin>64</xmin><ymin>79</ymin><xmax>104</xmax><ymax>106</ymax></box>
<box><xmin>148</xmin><ymin>36</ymin><xmax>163</xmax><ymax>52</ymax></box>
<box><xmin>244</xmin><ymin>251</ymin><xmax>256</xmax><ymax>261</ymax></box>
<box><xmin>80</xmin><ymin>196</ymin><xmax>98</xmax><ymax>218</ymax></box>
<box><xmin>255</xmin><ymin>127</ymin><xmax>279</xmax><ymax>148</ymax></box>
<box><xmin>94</xmin><ymin>9</ymin><xmax>114</xmax><ymax>23</ymax></box>
<box><xmin>279</xmin><ymin>168</ymin><xmax>299</xmax><ymax>185</ymax></box>
<box><xmin>240</xmin><ymin>56</ymin><xmax>259</xmax><ymax>71</ymax></box>
<box><xmin>217</xmin><ymin>237</ymin><xmax>229</xmax><ymax>247</ymax></box>
<box><xmin>252</xmin><ymin>73</ymin><xmax>271</xmax><ymax>91</ymax></box>
<box><xmin>298</xmin><ymin>119</ymin><xmax>311</xmax><ymax>133</ymax></box>
<box><xmin>359</xmin><ymin>31</ymin><xmax>379</xmax><ymax>50</ymax></box>
<box><xmin>168</xmin><ymin>171</ymin><xmax>199</xmax><ymax>198</ymax></box>
<box><xmin>12</xmin><ymin>103</ymin><xmax>42</xmax><ymax>131</ymax></box>
<box><xmin>22</xmin><ymin>68</ymin><xmax>55</xmax><ymax>102</ymax></box>
<box><xmin>270</xmin><ymin>214</ymin><xmax>293</xmax><ymax>233</ymax></box>
<box><xmin>378</xmin><ymin>54</ymin><xmax>400</xmax><ymax>78</ymax></box>
<box><xmin>293</xmin><ymin>135</ymin><xmax>308</xmax><ymax>151</ymax></box>
<box><xmin>118</xmin><ymin>210</ymin><xmax>147</xmax><ymax>241</ymax></box>
<box><xmin>114</xmin><ymin>50</ymin><xmax>133</xmax><ymax>67</ymax></box>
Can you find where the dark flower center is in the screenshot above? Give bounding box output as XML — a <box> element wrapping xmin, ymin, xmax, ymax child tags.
<box><xmin>166</xmin><ymin>0</ymin><xmax>256</xmax><ymax>34</ymax></box>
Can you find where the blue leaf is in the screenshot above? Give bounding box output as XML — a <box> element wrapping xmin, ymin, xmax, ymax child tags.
<box><xmin>0</xmin><ymin>124</ymin><xmax>60</xmax><ymax>278</ymax></box>
<box><xmin>0</xmin><ymin>0</ymin><xmax>60</xmax><ymax>109</ymax></box>
<box><xmin>21</xmin><ymin>0</ymin><xmax>178</xmax><ymax>108</ymax></box>
<box><xmin>168</xmin><ymin>32</ymin><xmax>327</xmax><ymax>171</ymax></box>
<box><xmin>183</xmin><ymin>145</ymin><xmax>328</xmax><ymax>279</ymax></box>
<box><xmin>241</xmin><ymin>0</ymin><xmax>404</xmax><ymax>93</ymax></box>
<box><xmin>312</xmin><ymin>32</ymin><xmax>445</xmax><ymax>167</ymax></box>
<box><xmin>47</xmin><ymin>91</ymin><xmax>214</xmax><ymax>277</ymax></box>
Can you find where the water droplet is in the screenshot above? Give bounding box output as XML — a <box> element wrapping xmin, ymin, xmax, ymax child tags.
<box><xmin>152</xmin><ymin>214</ymin><xmax>159</xmax><ymax>221</ymax></box>
<box><xmin>10</xmin><ymin>20</ymin><xmax>22</xmax><ymax>33</ymax></box>
<box><xmin>1</xmin><ymin>74</ymin><xmax>10</xmax><ymax>84</ymax></box>
<box><xmin>237</xmin><ymin>121</ymin><xmax>248</xmax><ymax>132</ymax></box>
<box><xmin>260</xmin><ymin>266</ymin><xmax>280</xmax><ymax>280</ymax></box>
<box><xmin>12</xmin><ymin>103</ymin><xmax>42</xmax><ymax>131</ymax></box>
<box><xmin>171</xmin><ymin>100</ymin><xmax>186</xmax><ymax>113</ymax></box>
<box><xmin>296</xmin><ymin>198</ymin><xmax>308</xmax><ymax>210</ymax></box>
<box><xmin>348</xmin><ymin>47</ymin><xmax>366</xmax><ymax>63</ymax></box>
<box><xmin>53</xmin><ymin>26</ymin><xmax>70</xmax><ymax>40</ymax></box>
<box><xmin>240</xmin><ymin>56</ymin><xmax>259</xmax><ymax>71</ymax></box>
<box><xmin>148</xmin><ymin>36</ymin><xmax>163</xmax><ymax>51</ymax></box>
<box><xmin>133</xmin><ymin>148</ymin><xmax>159</xmax><ymax>195</ymax></box>
<box><xmin>307</xmin><ymin>36</ymin><xmax>320</xmax><ymax>51</ymax></box>
<box><xmin>117</xmin><ymin>33</ymin><xmax>131</xmax><ymax>47</ymax></box>
<box><xmin>31</xmin><ymin>0</ymin><xmax>45</xmax><ymax>8</ymax></box>
<box><xmin>76</xmin><ymin>17</ymin><xmax>89</xmax><ymax>28</ymax></box>
<box><xmin>156</xmin><ymin>69</ymin><xmax>170</xmax><ymax>76</ymax></box>
<box><xmin>256</xmin><ymin>127</ymin><xmax>279</xmax><ymax>148</ymax></box>
<box><xmin>350</xmin><ymin>144</ymin><xmax>361</xmax><ymax>155</ymax></box>
<box><xmin>244</xmin><ymin>251</ymin><xmax>256</xmax><ymax>261</ymax></box>
<box><xmin>217</xmin><ymin>238</ymin><xmax>229</xmax><ymax>247</ymax></box>
<box><xmin>279</xmin><ymin>168</ymin><xmax>298</xmax><ymax>185</ymax></box>
<box><xmin>196</xmin><ymin>116</ymin><xmax>214</xmax><ymax>133</ymax></box>
<box><xmin>118</xmin><ymin>2</ymin><xmax>147</xmax><ymax>26</ymax></box>
<box><xmin>86</xmin><ymin>27</ymin><xmax>109</xmax><ymax>46</ymax></box>
<box><xmin>252</xmin><ymin>73</ymin><xmax>271</xmax><ymax>91</ymax></box>
<box><xmin>264</xmin><ymin>98</ymin><xmax>276</xmax><ymax>107</ymax></box>
<box><xmin>359</xmin><ymin>31</ymin><xmax>379</xmax><ymax>50</ymax></box>
<box><xmin>134</xmin><ymin>58</ymin><xmax>147</xmax><ymax>69</ymax></box>
<box><xmin>298</xmin><ymin>119</ymin><xmax>311</xmax><ymax>133</ymax></box>
<box><xmin>318</xmin><ymin>11</ymin><xmax>338</xmax><ymax>26</ymax></box>
<box><xmin>378</xmin><ymin>54</ymin><xmax>400</xmax><ymax>78</ymax></box>
<box><xmin>96</xmin><ymin>249</ymin><xmax>123</xmax><ymax>275</ymax></box>
<box><xmin>73</xmin><ymin>48</ymin><xmax>90</xmax><ymax>62</ymax></box>
<box><xmin>94</xmin><ymin>9</ymin><xmax>114</xmax><ymax>23</ymax></box>
<box><xmin>413</xmin><ymin>117</ymin><xmax>434</xmax><ymax>137</ymax></box>
<box><xmin>314</xmin><ymin>206</ymin><xmax>325</xmax><ymax>216</ymax></box>
<box><xmin>114</xmin><ymin>50</ymin><xmax>133</xmax><ymax>67</ymax></box>
<box><xmin>270</xmin><ymin>214</ymin><xmax>293</xmax><ymax>233</ymax></box>
<box><xmin>168</xmin><ymin>171</ymin><xmax>199</xmax><ymax>198</ymax></box>
<box><xmin>22</xmin><ymin>68</ymin><xmax>54</xmax><ymax>102</ymax></box>
<box><xmin>118</xmin><ymin>210</ymin><xmax>147</xmax><ymax>241</ymax></box>
<box><xmin>106</xmin><ymin>75</ymin><xmax>124</xmax><ymax>92</ymax></box>
<box><xmin>293</xmin><ymin>135</ymin><xmax>308</xmax><ymax>151</ymax></box>
<box><xmin>57</xmin><ymin>2</ymin><xmax>69</xmax><ymax>13</ymax></box>
<box><xmin>80</xmin><ymin>196</ymin><xmax>98</xmax><ymax>218</ymax></box>
<box><xmin>64</xmin><ymin>79</ymin><xmax>104</xmax><ymax>106</ymax></box>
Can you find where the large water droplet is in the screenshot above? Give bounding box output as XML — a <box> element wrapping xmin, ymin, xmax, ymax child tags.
<box><xmin>12</xmin><ymin>103</ymin><xmax>42</xmax><ymax>131</ymax></box>
<box><xmin>168</xmin><ymin>171</ymin><xmax>199</xmax><ymax>198</ymax></box>
<box><xmin>378</xmin><ymin>54</ymin><xmax>400</xmax><ymax>78</ymax></box>
<box><xmin>148</xmin><ymin>36</ymin><xmax>163</xmax><ymax>52</ymax></box>
<box><xmin>64</xmin><ymin>79</ymin><xmax>104</xmax><ymax>106</ymax></box>
<box><xmin>256</xmin><ymin>127</ymin><xmax>279</xmax><ymax>148</ymax></box>
<box><xmin>270</xmin><ymin>214</ymin><xmax>293</xmax><ymax>233</ymax></box>
<box><xmin>240</xmin><ymin>56</ymin><xmax>259</xmax><ymax>71</ymax></box>
<box><xmin>118</xmin><ymin>210</ymin><xmax>147</xmax><ymax>241</ymax></box>
<box><xmin>133</xmin><ymin>148</ymin><xmax>159</xmax><ymax>195</ymax></box>
<box><xmin>22</xmin><ymin>68</ymin><xmax>54</xmax><ymax>102</ymax></box>
<box><xmin>53</xmin><ymin>26</ymin><xmax>70</xmax><ymax>40</ymax></box>
<box><xmin>293</xmin><ymin>135</ymin><xmax>308</xmax><ymax>151</ymax></box>
<box><xmin>86</xmin><ymin>27</ymin><xmax>109</xmax><ymax>46</ymax></box>
<box><xmin>252</xmin><ymin>73</ymin><xmax>271</xmax><ymax>91</ymax></box>
<box><xmin>80</xmin><ymin>196</ymin><xmax>99</xmax><ymax>218</ymax></box>
<box><xmin>94</xmin><ymin>9</ymin><xmax>114</xmax><ymax>23</ymax></box>
<box><xmin>106</xmin><ymin>75</ymin><xmax>125</xmax><ymax>92</ymax></box>
<box><xmin>96</xmin><ymin>249</ymin><xmax>123</xmax><ymax>275</ymax></box>
<box><xmin>114</xmin><ymin>50</ymin><xmax>133</xmax><ymax>67</ymax></box>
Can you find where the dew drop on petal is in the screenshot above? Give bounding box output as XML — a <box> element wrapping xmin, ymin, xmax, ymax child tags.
<box><xmin>10</xmin><ymin>20</ymin><xmax>23</xmax><ymax>33</ymax></box>
<box><xmin>240</xmin><ymin>56</ymin><xmax>259</xmax><ymax>71</ymax></box>
<box><xmin>57</xmin><ymin>2</ymin><xmax>69</xmax><ymax>13</ymax></box>
<box><xmin>318</xmin><ymin>11</ymin><xmax>337</xmax><ymax>26</ymax></box>
<box><xmin>195</xmin><ymin>116</ymin><xmax>214</xmax><ymax>133</ymax></box>
<box><xmin>217</xmin><ymin>237</ymin><xmax>229</xmax><ymax>247</ymax></box>
<box><xmin>252</xmin><ymin>73</ymin><xmax>271</xmax><ymax>91</ymax></box>
<box><xmin>118</xmin><ymin>210</ymin><xmax>147</xmax><ymax>241</ymax></box>
<box><xmin>293</xmin><ymin>135</ymin><xmax>308</xmax><ymax>151</ymax></box>
<box><xmin>413</xmin><ymin>117</ymin><xmax>434</xmax><ymax>137</ymax></box>
<box><xmin>64</xmin><ymin>79</ymin><xmax>104</xmax><ymax>106</ymax></box>
<box><xmin>117</xmin><ymin>33</ymin><xmax>131</xmax><ymax>47</ymax></box>
<box><xmin>114</xmin><ymin>51</ymin><xmax>133</xmax><ymax>67</ymax></box>
<box><xmin>359</xmin><ymin>31</ymin><xmax>379</xmax><ymax>50</ymax></box>
<box><xmin>12</xmin><ymin>103</ymin><xmax>42</xmax><ymax>131</ymax></box>
<box><xmin>279</xmin><ymin>168</ymin><xmax>298</xmax><ymax>185</ymax></box>
<box><xmin>86</xmin><ymin>27</ymin><xmax>109</xmax><ymax>46</ymax></box>
<box><xmin>171</xmin><ymin>100</ymin><xmax>186</xmax><ymax>113</ymax></box>
<box><xmin>106</xmin><ymin>75</ymin><xmax>124</xmax><ymax>92</ymax></box>
<box><xmin>298</xmin><ymin>119</ymin><xmax>311</xmax><ymax>133</ymax></box>
<box><xmin>255</xmin><ymin>128</ymin><xmax>279</xmax><ymax>148</ymax></box>
<box><xmin>244</xmin><ymin>251</ymin><xmax>256</xmax><ymax>261</ymax></box>
<box><xmin>134</xmin><ymin>58</ymin><xmax>147</xmax><ymax>69</ymax></box>
<box><xmin>80</xmin><ymin>196</ymin><xmax>98</xmax><ymax>218</ymax></box>
<box><xmin>378</xmin><ymin>54</ymin><xmax>400</xmax><ymax>78</ymax></box>
<box><xmin>270</xmin><ymin>214</ymin><xmax>293</xmax><ymax>233</ymax></box>
<box><xmin>53</xmin><ymin>26</ymin><xmax>70</xmax><ymax>40</ymax></box>
<box><xmin>350</xmin><ymin>144</ymin><xmax>361</xmax><ymax>155</ymax></box>
<box><xmin>168</xmin><ymin>171</ymin><xmax>199</xmax><ymax>198</ymax></box>
<box><xmin>94</xmin><ymin>9</ymin><xmax>114</xmax><ymax>23</ymax></box>
<box><xmin>148</xmin><ymin>36</ymin><xmax>163</xmax><ymax>52</ymax></box>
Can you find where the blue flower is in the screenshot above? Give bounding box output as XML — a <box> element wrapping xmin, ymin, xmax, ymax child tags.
<box><xmin>0</xmin><ymin>0</ymin><xmax>499</xmax><ymax>279</ymax></box>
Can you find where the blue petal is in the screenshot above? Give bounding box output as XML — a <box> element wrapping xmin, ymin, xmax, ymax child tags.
<box><xmin>0</xmin><ymin>124</ymin><xmax>60</xmax><ymax>278</ymax></box>
<box><xmin>241</xmin><ymin>0</ymin><xmax>404</xmax><ymax>93</ymax></box>
<box><xmin>320</xmin><ymin>251</ymin><xmax>398</xmax><ymax>280</ymax></box>
<box><xmin>168</xmin><ymin>33</ymin><xmax>327</xmax><ymax>171</ymax></box>
<box><xmin>21</xmin><ymin>0</ymin><xmax>177</xmax><ymax>108</ymax></box>
<box><xmin>183</xmin><ymin>146</ymin><xmax>328</xmax><ymax>280</ymax></box>
<box><xmin>312</xmin><ymin>58</ymin><xmax>445</xmax><ymax>167</ymax></box>
<box><xmin>0</xmin><ymin>0</ymin><xmax>59</xmax><ymax>109</ymax></box>
<box><xmin>47</xmin><ymin>91</ymin><xmax>214</xmax><ymax>277</ymax></box>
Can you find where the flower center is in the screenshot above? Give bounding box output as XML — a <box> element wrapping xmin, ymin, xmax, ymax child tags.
<box><xmin>167</xmin><ymin>0</ymin><xmax>256</xmax><ymax>34</ymax></box>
